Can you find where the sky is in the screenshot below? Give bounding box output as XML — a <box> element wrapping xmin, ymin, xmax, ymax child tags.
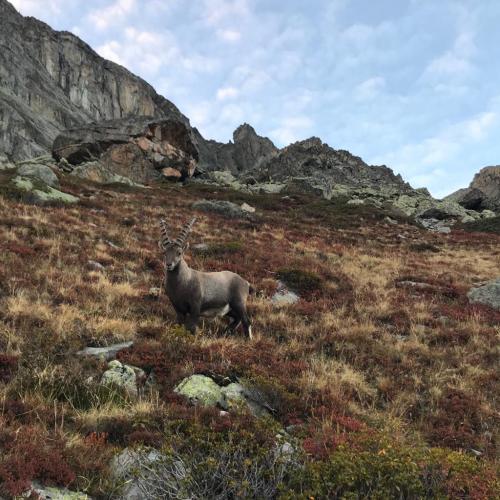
<box><xmin>10</xmin><ymin>0</ymin><xmax>500</xmax><ymax>197</ymax></box>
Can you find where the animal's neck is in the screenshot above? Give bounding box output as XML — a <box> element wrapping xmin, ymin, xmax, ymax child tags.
<box><xmin>166</xmin><ymin>258</ymin><xmax>191</xmax><ymax>285</ymax></box>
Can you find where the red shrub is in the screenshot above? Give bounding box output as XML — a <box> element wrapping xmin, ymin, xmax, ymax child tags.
<box><xmin>0</xmin><ymin>427</ymin><xmax>75</xmax><ymax>497</ymax></box>
<box><xmin>0</xmin><ymin>354</ymin><xmax>18</xmax><ymax>384</ymax></box>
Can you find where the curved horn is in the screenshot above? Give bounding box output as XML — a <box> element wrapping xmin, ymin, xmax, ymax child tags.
<box><xmin>159</xmin><ymin>219</ymin><xmax>172</xmax><ymax>250</ymax></box>
<box><xmin>175</xmin><ymin>217</ymin><xmax>197</xmax><ymax>247</ymax></box>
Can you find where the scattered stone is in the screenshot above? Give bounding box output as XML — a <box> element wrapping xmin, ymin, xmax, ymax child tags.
<box><xmin>87</xmin><ymin>260</ymin><xmax>105</xmax><ymax>271</ymax></box>
<box><xmin>110</xmin><ymin>448</ymin><xmax>166</xmax><ymax>500</ymax></box>
<box><xmin>77</xmin><ymin>341</ymin><xmax>133</xmax><ymax>361</ymax></box>
<box><xmin>100</xmin><ymin>360</ymin><xmax>144</xmax><ymax>398</ymax></box>
<box><xmin>384</xmin><ymin>216</ymin><xmax>398</xmax><ymax>225</ymax></box>
<box><xmin>162</xmin><ymin>167</ymin><xmax>182</xmax><ymax>180</ymax></box>
<box><xmin>192</xmin><ymin>243</ymin><xmax>209</xmax><ymax>253</ymax></box>
<box><xmin>272</xmin><ymin>281</ymin><xmax>300</xmax><ymax>306</ymax></box>
<box><xmin>104</xmin><ymin>239</ymin><xmax>120</xmax><ymax>249</ymax></box>
<box><xmin>29</xmin><ymin>483</ymin><xmax>90</xmax><ymax>500</ymax></box>
<box><xmin>192</xmin><ymin>199</ymin><xmax>254</xmax><ymax>219</ymax></box>
<box><xmin>17</xmin><ymin>163</ymin><xmax>59</xmax><ymax>188</ymax></box>
<box><xmin>174</xmin><ymin>374</ymin><xmax>226</xmax><ymax>408</ymax></box>
<box><xmin>240</xmin><ymin>202</ymin><xmax>256</xmax><ymax>213</ymax></box>
<box><xmin>347</xmin><ymin>198</ymin><xmax>364</xmax><ymax>206</ymax></box>
<box><xmin>467</xmin><ymin>278</ymin><xmax>500</xmax><ymax>311</ymax></box>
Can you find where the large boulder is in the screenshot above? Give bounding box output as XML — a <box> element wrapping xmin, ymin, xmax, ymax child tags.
<box><xmin>467</xmin><ymin>279</ymin><xmax>500</xmax><ymax>310</ymax></box>
<box><xmin>9</xmin><ymin>176</ymin><xmax>79</xmax><ymax>204</ymax></box>
<box><xmin>53</xmin><ymin>117</ymin><xmax>199</xmax><ymax>183</ymax></box>
<box><xmin>17</xmin><ymin>163</ymin><xmax>59</xmax><ymax>188</ymax></box>
<box><xmin>446</xmin><ymin>166</ymin><xmax>500</xmax><ymax>212</ymax></box>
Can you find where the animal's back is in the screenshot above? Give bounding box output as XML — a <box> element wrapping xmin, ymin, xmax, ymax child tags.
<box><xmin>196</xmin><ymin>270</ymin><xmax>250</xmax><ymax>304</ymax></box>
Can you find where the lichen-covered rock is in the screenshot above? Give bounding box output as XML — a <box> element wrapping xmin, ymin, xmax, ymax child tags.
<box><xmin>17</xmin><ymin>163</ymin><xmax>59</xmax><ymax>187</ymax></box>
<box><xmin>100</xmin><ymin>360</ymin><xmax>143</xmax><ymax>397</ymax></box>
<box><xmin>174</xmin><ymin>374</ymin><xmax>225</xmax><ymax>407</ymax></box>
<box><xmin>71</xmin><ymin>161</ymin><xmax>142</xmax><ymax>186</ymax></box>
<box><xmin>10</xmin><ymin>176</ymin><xmax>79</xmax><ymax>204</ymax></box>
<box><xmin>29</xmin><ymin>482</ymin><xmax>90</xmax><ymax>499</ymax></box>
<box><xmin>467</xmin><ymin>279</ymin><xmax>500</xmax><ymax>310</ymax></box>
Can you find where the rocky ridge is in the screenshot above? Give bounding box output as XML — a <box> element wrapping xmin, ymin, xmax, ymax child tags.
<box><xmin>446</xmin><ymin>166</ymin><xmax>500</xmax><ymax>212</ymax></box>
<box><xmin>0</xmin><ymin>0</ymin><xmax>497</xmax><ymax>227</ymax></box>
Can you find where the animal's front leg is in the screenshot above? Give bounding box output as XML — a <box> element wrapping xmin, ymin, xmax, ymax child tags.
<box><xmin>175</xmin><ymin>310</ymin><xmax>186</xmax><ymax>326</ymax></box>
<box><xmin>186</xmin><ymin>305</ymin><xmax>201</xmax><ymax>334</ymax></box>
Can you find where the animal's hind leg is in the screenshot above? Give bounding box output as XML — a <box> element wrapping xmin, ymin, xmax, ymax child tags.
<box><xmin>230</xmin><ymin>302</ymin><xmax>252</xmax><ymax>340</ymax></box>
<box><xmin>226</xmin><ymin>311</ymin><xmax>241</xmax><ymax>333</ymax></box>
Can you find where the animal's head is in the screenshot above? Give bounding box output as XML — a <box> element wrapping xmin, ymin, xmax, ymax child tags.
<box><xmin>159</xmin><ymin>217</ymin><xmax>196</xmax><ymax>271</ymax></box>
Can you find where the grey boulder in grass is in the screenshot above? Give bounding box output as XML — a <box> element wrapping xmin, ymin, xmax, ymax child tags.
<box><xmin>467</xmin><ymin>278</ymin><xmax>500</xmax><ymax>311</ymax></box>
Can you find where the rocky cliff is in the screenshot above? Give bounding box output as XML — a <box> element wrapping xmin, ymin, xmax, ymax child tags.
<box><xmin>445</xmin><ymin>166</ymin><xmax>500</xmax><ymax>212</ymax></box>
<box><xmin>0</xmin><ymin>0</ymin><xmax>186</xmax><ymax>161</ymax></box>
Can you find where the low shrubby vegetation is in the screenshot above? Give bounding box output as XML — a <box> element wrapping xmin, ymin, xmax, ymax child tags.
<box><xmin>0</xmin><ymin>178</ymin><xmax>498</xmax><ymax>498</ymax></box>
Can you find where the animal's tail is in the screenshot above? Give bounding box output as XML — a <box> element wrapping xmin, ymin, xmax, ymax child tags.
<box><xmin>249</xmin><ymin>284</ymin><xmax>256</xmax><ymax>295</ymax></box>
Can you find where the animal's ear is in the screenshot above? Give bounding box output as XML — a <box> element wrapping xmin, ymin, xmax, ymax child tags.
<box><xmin>183</xmin><ymin>242</ymin><xmax>190</xmax><ymax>252</ymax></box>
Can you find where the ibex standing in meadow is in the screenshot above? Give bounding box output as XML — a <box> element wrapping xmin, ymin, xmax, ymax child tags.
<box><xmin>159</xmin><ymin>217</ymin><xmax>253</xmax><ymax>339</ymax></box>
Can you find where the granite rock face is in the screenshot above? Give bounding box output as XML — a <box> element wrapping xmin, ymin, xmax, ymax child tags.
<box><xmin>0</xmin><ymin>0</ymin><xmax>187</xmax><ymax>161</ymax></box>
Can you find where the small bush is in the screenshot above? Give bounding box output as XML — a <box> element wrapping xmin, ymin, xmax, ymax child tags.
<box><xmin>0</xmin><ymin>354</ymin><xmax>18</xmax><ymax>384</ymax></box>
<box><xmin>193</xmin><ymin>240</ymin><xmax>243</xmax><ymax>257</ymax></box>
<box><xmin>277</xmin><ymin>268</ymin><xmax>323</xmax><ymax>296</ymax></box>
<box><xmin>409</xmin><ymin>242</ymin><xmax>440</xmax><ymax>253</ymax></box>
<box><xmin>0</xmin><ymin>427</ymin><xmax>75</xmax><ymax>497</ymax></box>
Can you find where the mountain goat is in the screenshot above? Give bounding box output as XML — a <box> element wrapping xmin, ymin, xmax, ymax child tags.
<box><xmin>159</xmin><ymin>217</ymin><xmax>253</xmax><ymax>339</ymax></box>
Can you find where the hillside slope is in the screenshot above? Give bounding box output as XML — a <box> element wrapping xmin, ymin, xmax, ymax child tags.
<box><xmin>0</xmin><ymin>172</ymin><xmax>498</xmax><ymax>498</ymax></box>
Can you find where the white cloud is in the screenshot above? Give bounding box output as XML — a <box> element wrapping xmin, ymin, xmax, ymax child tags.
<box><xmin>95</xmin><ymin>40</ymin><xmax>125</xmax><ymax>66</ymax></box>
<box><xmin>216</xmin><ymin>86</ymin><xmax>239</xmax><ymax>100</ymax></box>
<box><xmin>422</xmin><ymin>27</ymin><xmax>477</xmax><ymax>81</ymax></box>
<box><xmin>10</xmin><ymin>0</ymin><xmax>64</xmax><ymax>17</ymax></box>
<box><xmin>354</xmin><ymin>77</ymin><xmax>385</xmax><ymax>101</ymax></box>
<box><xmin>88</xmin><ymin>0</ymin><xmax>136</xmax><ymax>30</ymax></box>
<box><xmin>202</xmin><ymin>0</ymin><xmax>250</xmax><ymax>27</ymax></box>
<box><xmin>372</xmin><ymin>109</ymin><xmax>498</xmax><ymax>187</ymax></box>
<box><xmin>216</xmin><ymin>29</ymin><xmax>241</xmax><ymax>42</ymax></box>
<box><xmin>270</xmin><ymin>116</ymin><xmax>314</xmax><ymax>146</ymax></box>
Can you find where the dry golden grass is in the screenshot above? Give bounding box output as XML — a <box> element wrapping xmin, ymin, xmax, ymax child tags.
<box><xmin>0</xmin><ymin>178</ymin><xmax>499</xmax><ymax>497</ymax></box>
